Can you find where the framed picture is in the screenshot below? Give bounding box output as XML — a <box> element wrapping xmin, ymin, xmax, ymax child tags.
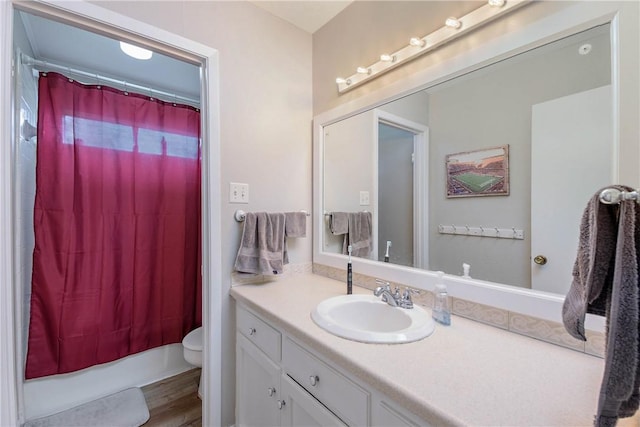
<box><xmin>446</xmin><ymin>145</ymin><xmax>509</xmax><ymax>198</ymax></box>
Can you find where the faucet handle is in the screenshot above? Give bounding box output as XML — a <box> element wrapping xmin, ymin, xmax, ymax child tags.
<box><xmin>400</xmin><ymin>287</ymin><xmax>420</xmax><ymax>308</ymax></box>
<box><xmin>402</xmin><ymin>287</ymin><xmax>420</xmax><ymax>298</ymax></box>
<box><xmin>375</xmin><ymin>278</ymin><xmax>390</xmax><ymax>288</ymax></box>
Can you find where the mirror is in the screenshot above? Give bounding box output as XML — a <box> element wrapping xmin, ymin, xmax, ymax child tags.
<box><xmin>322</xmin><ymin>23</ymin><xmax>612</xmax><ymax>296</ymax></box>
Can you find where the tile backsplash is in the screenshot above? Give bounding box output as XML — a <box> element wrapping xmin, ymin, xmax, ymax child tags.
<box><xmin>312</xmin><ymin>263</ymin><xmax>605</xmax><ymax>358</ymax></box>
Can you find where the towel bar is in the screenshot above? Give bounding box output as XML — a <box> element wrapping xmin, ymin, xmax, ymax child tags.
<box><xmin>323</xmin><ymin>210</ymin><xmax>369</xmax><ymax>216</ymax></box>
<box><xmin>599</xmin><ymin>188</ymin><xmax>640</xmax><ymax>205</ymax></box>
<box><xmin>234</xmin><ymin>209</ymin><xmax>310</xmax><ymax>222</ymax></box>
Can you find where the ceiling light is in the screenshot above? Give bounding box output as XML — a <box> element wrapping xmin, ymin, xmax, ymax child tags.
<box><xmin>445</xmin><ymin>17</ymin><xmax>462</xmax><ymax>29</ymax></box>
<box><xmin>380</xmin><ymin>54</ymin><xmax>396</xmax><ymax>62</ymax></box>
<box><xmin>119</xmin><ymin>42</ymin><xmax>153</xmax><ymax>60</ymax></box>
<box><xmin>409</xmin><ymin>37</ymin><xmax>426</xmax><ymax>48</ymax></box>
<box><xmin>488</xmin><ymin>0</ymin><xmax>506</xmax><ymax>7</ymax></box>
<box><xmin>578</xmin><ymin>43</ymin><xmax>592</xmax><ymax>55</ymax></box>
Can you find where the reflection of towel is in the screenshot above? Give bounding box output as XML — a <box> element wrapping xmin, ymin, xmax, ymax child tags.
<box><xmin>343</xmin><ymin>212</ymin><xmax>372</xmax><ymax>257</ymax></box>
<box><xmin>285</xmin><ymin>212</ymin><xmax>307</xmax><ymax>238</ymax></box>
<box><xmin>562</xmin><ymin>185</ymin><xmax>640</xmax><ymax>426</ymax></box>
<box><xmin>329</xmin><ymin>212</ymin><xmax>349</xmax><ymax>235</ymax></box>
<box><xmin>234</xmin><ymin>212</ymin><xmax>286</xmax><ymax>275</ymax></box>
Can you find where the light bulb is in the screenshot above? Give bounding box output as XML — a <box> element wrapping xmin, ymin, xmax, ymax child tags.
<box><xmin>380</xmin><ymin>54</ymin><xmax>395</xmax><ymax>62</ymax></box>
<box><xmin>356</xmin><ymin>67</ymin><xmax>370</xmax><ymax>75</ymax></box>
<box><xmin>409</xmin><ymin>37</ymin><xmax>426</xmax><ymax>48</ymax></box>
<box><xmin>488</xmin><ymin>0</ymin><xmax>505</xmax><ymax>7</ymax></box>
<box><xmin>445</xmin><ymin>17</ymin><xmax>462</xmax><ymax>29</ymax></box>
<box><xmin>119</xmin><ymin>41</ymin><xmax>153</xmax><ymax>60</ymax></box>
<box><xmin>335</xmin><ymin>77</ymin><xmax>351</xmax><ymax>85</ymax></box>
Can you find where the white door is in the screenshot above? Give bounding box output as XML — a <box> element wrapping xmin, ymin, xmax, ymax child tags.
<box><xmin>531</xmin><ymin>85</ymin><xmax>613</xmax><ymax>294</ymax></box>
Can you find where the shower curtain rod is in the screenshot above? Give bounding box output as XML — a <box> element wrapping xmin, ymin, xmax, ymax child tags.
<box><xmin>20</xmin><ymin>52</ymin><xmax>200</xmax><ymax>107</ymax></box>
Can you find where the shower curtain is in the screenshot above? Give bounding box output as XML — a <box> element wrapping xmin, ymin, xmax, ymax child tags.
<box><xmin>25</xmin><ymin>72</ymin><xmax>202</xmax><ymax>379</ymax></box>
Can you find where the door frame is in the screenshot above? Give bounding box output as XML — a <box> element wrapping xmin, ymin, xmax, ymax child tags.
<box><xmin>0</xmin><ymin>1</ymin><xmax>222</xmax><ymax>426</ymax></box>
<box><xmin>373</xmin><ymin>110</ymin><xmax>429</xmax><ymax>269</ymax></box>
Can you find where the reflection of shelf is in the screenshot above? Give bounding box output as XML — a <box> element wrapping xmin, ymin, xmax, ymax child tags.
<box><xmin>438</xmin><ymin>224</ymin><xmax>524</xmax><ymax>240</ymax></box>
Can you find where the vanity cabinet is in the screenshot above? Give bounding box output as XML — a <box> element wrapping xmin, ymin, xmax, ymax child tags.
<box><xmin>236</xmin><ymin>304</ymin><xmax>428</xmax><ymax>427</ymax></box>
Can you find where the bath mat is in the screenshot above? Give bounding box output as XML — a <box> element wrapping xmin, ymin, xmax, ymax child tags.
<box><xmin>23</xmin><ymin>387</ymin><xmax>149</xmax><ymax>427</ymax></box>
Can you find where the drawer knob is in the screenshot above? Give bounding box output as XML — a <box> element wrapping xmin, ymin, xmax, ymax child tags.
<box><xmin>309</xmin><ymin>375</ymin><xmax>319</xmax><ymax>387</ymax></box>
<box><xmin>248</xmin><ymin>327</ymin><xmax>256</xmax><ymax>336</ymax></box>
<box><xmin>267</xmin><ymin>387</ymin><xmax>276</xmax><ymax>397</ymax></box>
<box><xmin>277</xmin><ymin>400</ymin><xmax>286</xmax><ymax>410</ymax></box>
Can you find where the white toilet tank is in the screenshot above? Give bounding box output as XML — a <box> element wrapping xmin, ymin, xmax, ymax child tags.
<box><xmin>182</xmin><ymin>326</ymin><xmax>203</xmax><ymax>367</ymax></box>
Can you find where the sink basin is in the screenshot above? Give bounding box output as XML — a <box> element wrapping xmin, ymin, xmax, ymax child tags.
<box><xmin>311</xmin><ymin>294</ymin><xmax>435</xmax><ymax>344</ymax></box>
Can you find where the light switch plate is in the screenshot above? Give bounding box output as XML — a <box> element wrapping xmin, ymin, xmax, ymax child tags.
<box><xmin>359</xmin><ymin>191</ymin><xmax>370</xmax><ymax>206</ymax></box>
<box><xmin>230</xmin><ymin>182</ymin><xmax>249</xmax><ymax>203</ymax></box>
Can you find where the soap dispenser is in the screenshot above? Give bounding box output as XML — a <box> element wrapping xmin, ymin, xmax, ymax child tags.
<box><xmin>432</xmin><ymin>271</ymin><xmax>451</xmax><ymax>326</ymax></box>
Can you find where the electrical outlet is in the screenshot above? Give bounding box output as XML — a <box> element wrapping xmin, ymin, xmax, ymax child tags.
<box><xmin>359</xmin><ymin>191</ymin><xmax>370</xmax><ymax>206</ymax></box>
<box><xmin>230</xmin><ymin>182</ymin><xmax>249</xmax><ymax>203</ymax></box>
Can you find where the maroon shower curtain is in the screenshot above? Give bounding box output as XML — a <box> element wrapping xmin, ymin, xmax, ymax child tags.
<box><xmin>26</xmin><ymin>72</ymin><xmax>202</xmax><ymax>379</ymax></box>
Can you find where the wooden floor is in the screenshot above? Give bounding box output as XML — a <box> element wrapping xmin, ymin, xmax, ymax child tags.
<box><xmin>141</xmin><ymin>368</ymin><xmax>202</xmax><ymax>427</ymax></box>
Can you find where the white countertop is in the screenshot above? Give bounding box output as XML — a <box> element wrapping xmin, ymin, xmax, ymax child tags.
<box><xmin>230</xmin><ymin>273</ymin><xmax>638</xmax><ymax>427</ymax></box>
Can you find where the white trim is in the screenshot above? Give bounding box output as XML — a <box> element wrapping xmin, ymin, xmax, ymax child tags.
<box><xmin>313</xmin><ymin>1</ymin><xmax>635</xmax><ymax>330</ymax></box>
<box><xmin>1</xmin><ymin>1</ymin><xmax>19</xmax><ymax>425</ymax></box>
<box><xmin>1</xmin><ymin>1</ymin><xmax>222</xmax><ymax>425</ymax></box>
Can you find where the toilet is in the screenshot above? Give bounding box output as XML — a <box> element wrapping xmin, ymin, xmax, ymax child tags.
<box><xmin>182</xmin><ymin>326</ymin><xmax>203</xmax><ymax>398</ymax></box>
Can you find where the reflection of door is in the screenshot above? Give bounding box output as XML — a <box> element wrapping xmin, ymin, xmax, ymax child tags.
<box><xmin>531</xmin><ymin>85</ymin><xmax>612</xmax><ymax>294</ymax></box>
<box><xmin>374</xmin><ymin>111</ymin><xmax>429</xmax><ymax>269</ymax></box>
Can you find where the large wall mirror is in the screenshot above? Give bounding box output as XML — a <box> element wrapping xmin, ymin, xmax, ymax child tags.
<box><xmin>323</xmin><ymin>24</ymin><xmax>612</xmax><ymax>296</ymax></box>
<box><xmin>313</xmin><ymin>2</ymin><xmax>639</xmax><ymax>326</ymax></box>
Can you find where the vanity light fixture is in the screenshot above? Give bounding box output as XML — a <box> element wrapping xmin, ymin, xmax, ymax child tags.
<box><xmin>335</xmin><ymin>0</ymin><xmax>529</xmax><ymax>93</ymax></box>
<box><xmin>119</xmin><ymin>41</ymin><xmax>153</xmax><ymax>60</ymax></box>
<box><xmin>445</xmin><ymin>17</ymin><xmax>462</xmax><ymax>29</ymax></box>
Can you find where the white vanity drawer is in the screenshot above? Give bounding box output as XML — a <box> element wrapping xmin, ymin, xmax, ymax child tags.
<box><xmin>237</xmin><ymin>305</ymin><xmax>281</xmax><ymax>362</ymax></box>
<box><xmin>282</xmin><ymin>337</ymin><xmax>369</xmax><ymax>426</ymax></box>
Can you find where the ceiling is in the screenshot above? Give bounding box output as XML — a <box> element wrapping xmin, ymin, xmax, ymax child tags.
<box><xmin>249</xmin><ymin>1</ymin><xmax>353</xmax><ymax>33</ymax></box>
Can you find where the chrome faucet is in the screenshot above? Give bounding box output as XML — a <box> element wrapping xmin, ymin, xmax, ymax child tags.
<box><xmin>374</xmin><ymin>280</ymin><xmax>399</xmax><ymax>307</ymax></box>
<box><xmin>374</xmin><ymin>279</ymin><xmax>418</xmax><ymax>309</ymax></box>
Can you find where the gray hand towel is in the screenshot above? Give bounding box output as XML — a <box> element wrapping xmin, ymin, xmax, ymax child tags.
<box><xmin>234</xmin><ymin>212</ymin><xmax>286</xmax><ymax>275</ymax></box>
<box><xmin>562</xmin><ymin>185</ymin><xmax>640</xmax><ymax>425</ymax></box>
<box><xmin>329</xmin><ymin>212</ymin><xmax>349</xmax><ymax>235</ymax></box>
<box><xmin>563</xmin><ymin>187</ymin><xmax>620</xmax><ymax>340</ymax></box>
<box><xmin>285</xmin><ymin>212</ymin><xmax>307</xmax><ymax>238</ymax></box>
<box><xmin>343</xmin><ymin>212</ymin><xmax>372</xmax><ymax>257</ymax></box>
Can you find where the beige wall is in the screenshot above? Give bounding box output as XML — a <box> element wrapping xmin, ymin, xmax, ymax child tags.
<box><xmin>92</xmin><ymin>2</ymin><xmax>312</xmax><ymax>425</ymax></box>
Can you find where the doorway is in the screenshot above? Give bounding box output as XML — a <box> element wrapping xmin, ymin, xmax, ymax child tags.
<box><xmin>0</xmin><ymin>1</ymin><xmax>221</xmax><ymax>425</ymax></box>
<box><xmin>374</xmin><ymin>111</ymin><xmax>429</xmax><ymax>269</ymax></box>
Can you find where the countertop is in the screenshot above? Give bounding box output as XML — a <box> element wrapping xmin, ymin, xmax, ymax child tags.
<box><xmin>230</xmin><ymin>273</ymin><xmax>638</xmax><ymax>427</ymax></box>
